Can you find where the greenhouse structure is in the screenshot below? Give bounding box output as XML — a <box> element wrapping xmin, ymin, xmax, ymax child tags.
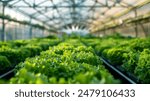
<box><xmin>0</xmin><ymin>0</ymin><xmax>150</xmax><ymax>84</ymax></box>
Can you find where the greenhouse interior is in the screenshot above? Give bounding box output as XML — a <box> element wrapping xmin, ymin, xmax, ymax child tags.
<box><xmin>0</xmin><ymin>0</ymin><xmax>150</xmax><ymax>84</ymax></box>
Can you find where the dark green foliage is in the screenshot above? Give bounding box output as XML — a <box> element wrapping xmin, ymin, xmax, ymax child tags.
<box><xmin>10</xmin><ymin>39</ymin><xmax>119</xmax><ymax>84</ymax></box>
<box><xmin>2</xmin><ymin>33</ymin><xmax>150</xmax><ymax>84</ymax></box>
<box><xmin>0</xmin><ymin>37</ymin><xmax>60</xmax><ymax>74</ymax></box>
<box><xmin>22</xmin><ymin>45</ymin><xmax>42</xmax><ymax>57</ymax></box>
<box><xmin>104</xmin><ymin>33</ymin><xmax>125</xmax><ymax>39</ymax></box>
<box><xmin>12</xmin><ymin>40</ymin><xmax>28</xmax><ymax>47</ymax></box>
<box><xmin>122</xmin><ymin>52</ymin><xmax>140</xmax><ymax>73</ymax></box>
<box><xmin>129</xmin><ymin>38</ymin><xmax>150</xmax><ymax>52</ymax></box>
<box><xmin>135</xmin><ymin>49</ymin><xmax>150</xmax><ymax>83</ymax></box>
<box><xmin>103</xmin><ymin>48</ymin><xmax>128</xmax><ymax>65</ymax></box>
<box><xmin>0</xmin><ymin>46</ymin><xmax>20</xmax><ymax>65</ymax></box>
<box><xmin>81</xmin><ymin>36</ymin><xmax>150</xmax><ymax>83</ymax></box>
<box><xmin>0</xmin><ymin>56</ymin><xmax>11</xmax><ymax>71</ymax></box>
<box><xmin>46</xmin><ymin>35</ymin><xmax>57</xmax><ymax>39</ymax></box>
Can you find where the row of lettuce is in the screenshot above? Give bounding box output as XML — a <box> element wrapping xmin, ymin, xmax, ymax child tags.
<box><xmin>1</xmin><ymin>33</ymin><xmax>149</xmax><ymax>84</ymax></box>
<box><xmin>8</xmin><ymin>39</ymin><xmax>119</xmax><ymax>84</ymax></box>
<box><xmin>0</xmin><ymin>37</ymin><xmax>61</xmax><ymax>74</ymax></box>
<box><xmin>81</xmin><ymin>36</ymin><xmax>150</xmax><ymax>83</ymax></box>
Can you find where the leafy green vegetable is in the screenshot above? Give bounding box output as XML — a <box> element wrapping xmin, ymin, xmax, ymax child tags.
<box><xmin>0</xmin><ymin>56</ymin><xmax>11</xmax><ymax>71</ymax></box>
<box><xmin>122</xmin><ymin>52</ymin><xmax>140</xmax><ymax>73</ymax></box>
<box><xmin>135</xmin><ymin>49</ymin><xmax>150</xmax><ymax>83</ymax></box>
<box><xmin>104</xmin><ymin>48</ymin><xmax>128</xmax><ymax>65</ymax></box>
<box><xmin>10</xmin><ymin>39</ymin><xmax>119</xmax><ymax>84</ymax></box>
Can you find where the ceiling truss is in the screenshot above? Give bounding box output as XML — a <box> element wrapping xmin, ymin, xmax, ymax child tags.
<box><xmin>0</xmin><ymin>0</ymin><xmax>142</xmax><ymax>31</ymax></box>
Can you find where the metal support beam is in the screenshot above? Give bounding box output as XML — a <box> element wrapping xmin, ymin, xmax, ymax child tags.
<box><xmin>42</xmin><ymin>23</ymin><xmax>45</xmax><ymax>37</ymax></box>
<box><xmin>49</xmin><ymin>0</ymin><xmax>67</xmax><ymax>28</ymax></box>
<box><xmin>21</xmin><ymin>24</ymin><xmax>24</xmax><ymax>39</ymax></box>
<box><xmin>15</xmin><ymin>24</ymin><xmax>17</xmax><ymax>39</ymax></box>
<box><xmin>1</xmin><ymin>3</ymin><xmax>6</xmax><ymax>41</ymax></box>
<box><xmin>8</xmin><ymin>5</ymin><xmax>127</xmax><ymax>8</ymax></box>
<box><xmin>134</xmin><ymin>9</ymin><xmax>138</xmax><ymax>37</ymax></box>
<box><xmin>7</xmin><ymin>3</ymin><xmax>57</xmax><ymax>31</ymax></box>
<box><xmin>140</xmin><ymin>23</ymin><xmax>148</xmax><ymax>37</ymax></box>
<box><xmin>29</xmin><ymin>18</ymin><xmax>33</xmax><ymax>39</ymax></box>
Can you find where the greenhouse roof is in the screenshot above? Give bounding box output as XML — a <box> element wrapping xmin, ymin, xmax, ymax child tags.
<box><xmin>0</xmin><ymin>0</ymin><xmax>149</xmax><ymax>31</ymax></box>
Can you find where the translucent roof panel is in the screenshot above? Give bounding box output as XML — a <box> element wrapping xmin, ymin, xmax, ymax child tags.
<box><xmin>1</xmin><ymin>0</ymin><xmax>149</xmax><ymax>30</ymax></box>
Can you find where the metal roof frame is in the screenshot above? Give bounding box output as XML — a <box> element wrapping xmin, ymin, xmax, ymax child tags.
<box><xmin>0</xmin><ymin>0</ymin><xmax>147</xmax><ymax>31</ymax></box>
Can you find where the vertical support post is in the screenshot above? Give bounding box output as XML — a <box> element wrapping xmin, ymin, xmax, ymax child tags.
<box><xmin>20</xmin><ymin>24</ymin><xmax>22</xmax><ymax>39</ymax></box>
<box><xmin>21</xmin><ymin>24</ymin><xmax>23</xmax><ymax>39</ymax></box>
<box><xmin>29</xmin><ymin>18</ymin><xmax>32</xmax><ymax>39</ymax></box>
<box><xmin>15</xmin><ymin>24</ymin><xmax>17</xmax><ymax>39</ymax></box>
<box><xmin>104</xmin><ymin>27</ymin><xmax>106</xmax><ymax>35</ymax></box>
<box><xmin>21</xmin><ymin>24</ymin><xmax>25</xmax><ymax>39</ymax></box>
<box><xmin>42</xmin><ymin>29</ymin><xmax>44</xmax><ymax>37</ymax></box>
<box><xmin>42</xmin><ymin>23</ymin><xmax>45</xmax><ymax>37</ymax></box>
<box><xmin>134</xmin><ymin>9</ymin><xmax>138</xmax><ymax>37</ymax></box>
<box><xmin>140</xmin><ymin>23</ymin><xmax>148</xmax><ymax>37</ymax></box>
<box><xmin>23</xmin><ymin>25</ymin><xmax>27</xmax><ymax>39</ymax></box>
<box><xmin>12</xmin><ymin>22</ymin><xmax>15</xmax><ymax>40</ymax></box>
<box><xmin>1</xmin><ymin>3</ymin><xmax>5</xmax><ymax>41</ymax></box>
